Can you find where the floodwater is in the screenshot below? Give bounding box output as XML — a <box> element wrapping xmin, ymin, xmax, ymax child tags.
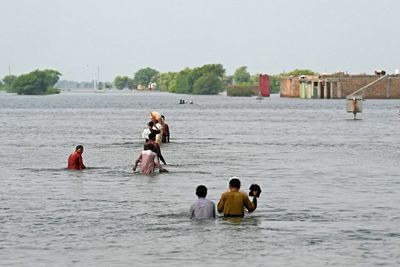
<box><xmin>0</xmin><ymin>90</ymin><xmax>399</xmax><ymax>266</ymax></box>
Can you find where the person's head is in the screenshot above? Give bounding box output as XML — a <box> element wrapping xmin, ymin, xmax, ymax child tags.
<box><xmin>249</xmin><ymin>184</ymin><xmax>262</xmax><ymax>198</ymax></box>
<box><xmin>196</xmin><ymin>185</ymin><xmax>207</xmax><ymax>198</ymax></box>
<box><xmin>148</xmin><ymin>132</ymin><xmax>156</xmax><ymax>141</ymax></box>
<box><xmin>229</xmin><ymin>177</ymin><xmax>241</xmax><ymax>189</ymax></box>
<box><xmin>161</xmin><ymin>115</ymin><xmax>165</xmax><ymax>120</ymax></box>
<box><xmin>148</xmin><ymin>121</ymin><xmax>154</xmax><ymax>128</ymax></box>
<box><xmin>75</xmin><ymin>145</ymin><xmax>84</xmax><ymax>154</ymax></box>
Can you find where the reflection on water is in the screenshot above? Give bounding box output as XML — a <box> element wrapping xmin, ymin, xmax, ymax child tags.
<box><xmin>0</xmin><ymin>91</ymin><xmax>399</xmax><ymax>266</ymax></box>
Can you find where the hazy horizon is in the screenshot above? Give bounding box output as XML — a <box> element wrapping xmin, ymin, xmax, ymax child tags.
<box><xmin>1</xmin><ymin>0</ymin><xmax>399</xmax><ymax>82</ymax></box>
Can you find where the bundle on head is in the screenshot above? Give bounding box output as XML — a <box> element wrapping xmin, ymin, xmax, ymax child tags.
<box><xmin>249</xmin><ymin>184</ymin><xmax>262</xmax><ymax>198</ymax></box>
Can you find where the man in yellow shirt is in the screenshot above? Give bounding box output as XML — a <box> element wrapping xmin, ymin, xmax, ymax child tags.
<box><xmin>217</xmin><ymin>177</ymin><xmax>259</xmax><ymax>217</ymax></box>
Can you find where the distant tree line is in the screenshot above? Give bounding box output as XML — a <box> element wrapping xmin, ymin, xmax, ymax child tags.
<box><xmin>0</xmin><ymin>69</ymin><xmax>61</xmax><ymax>95</ymax></box>
<box><xmin>0</xmin><ymin>67</ymin><xmax>317</xmax><ymax>96</ymax></box>
<box><xmin>112</xmin><ymin>64</ymin><xmax>226</xmax><ymax>94</ymax></box>
<box><xmin>111</xmin><ymin>65</ymin><xmax>317</xmax><ymax>96</ymax></box>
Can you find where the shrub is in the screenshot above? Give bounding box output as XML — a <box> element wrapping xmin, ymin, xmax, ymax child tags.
<box><xmin>227</xmin><ymin>84</ymin><xmax>258</xmax><ymax>97</ymax></box>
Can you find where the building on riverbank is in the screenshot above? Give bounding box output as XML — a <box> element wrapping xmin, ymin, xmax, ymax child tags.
<box><xmin>280</xmin><ymin>72</ymin><xmax>400</xmax><ymax>99</ymax></box>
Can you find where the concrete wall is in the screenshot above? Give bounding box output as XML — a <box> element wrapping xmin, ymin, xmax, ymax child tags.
<box><xmin>280</xmin><ymin>75</ymin><xmax>400</xmax><ymax>99</ymax></box>
<box><xmin>280</xmin><ymin>78</ymin><xmax>300</xmax><ymax>98</ymax></box>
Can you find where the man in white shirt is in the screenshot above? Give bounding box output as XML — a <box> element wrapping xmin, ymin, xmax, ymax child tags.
<box><xmin>190</xmin><ymin>185</ymin><xmax>216</xmax><ymax>220</ymax></box>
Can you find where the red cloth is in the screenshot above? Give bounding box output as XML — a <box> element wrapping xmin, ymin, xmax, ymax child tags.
<box><xmin>67</xmin><ymin>152</ymin><xmax>86</xmax><ymax>170</ymax></box>
<box><xmin>259</xmin><ymin>74</ymin><xmax>270</xmax><ymax>97</ymax></box>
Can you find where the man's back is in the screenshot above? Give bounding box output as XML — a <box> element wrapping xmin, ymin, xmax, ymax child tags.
<box><xmin>217</xmin><ymin>191</ymin><xmax>255</xmax><ymax>216</ymax></box>
<box><xmin>139</xmin><ymin>150</ymin><xmax>159</xmax><ymax>174</ymax></box>
<box><xmin>190</xmin><ymin>198</ymin><xmax>215</xmax><ymax>220</ymax></box>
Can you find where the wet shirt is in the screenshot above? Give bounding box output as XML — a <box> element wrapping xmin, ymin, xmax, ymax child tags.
<box><xmin>137</xmin><ymin>150</ymin><xmax>160</xmax><ymax>174</ymax></box>
<box><xmin>141</xmin><ymin>128</ymin><xmax>151</xmax><ymax>140</ymax></box>
<box><xmin>190</xmin><ymin>198</ymin><xmax>216</xmax><ymax>220</ymax></box>
<box><xmin>145</xmin><ymin>140</ymin><xmax>166</xmax><ymax>165</ymax></box>
<box><xmin>67</xmin><ymin>152</ymin><xmax>86</xmax><ymax>170</ymax></box>
<box><xmin>142</xmin><ymin>127</ymin><xmax>160</xmax><ymax>141</ymax></box>
<box><xmin>217</xmin><ymin>191</ymin><xmax>255</xmax><ymax>217</ymax></box>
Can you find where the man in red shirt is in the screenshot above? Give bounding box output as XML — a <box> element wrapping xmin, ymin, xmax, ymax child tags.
<box><xmin>67</xmin><ymin>145</ymin><xmax>86</xmax><ymax>170</ymax></box>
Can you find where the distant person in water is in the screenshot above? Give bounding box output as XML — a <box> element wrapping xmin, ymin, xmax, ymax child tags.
<box><xmin>352</xmin><ymin>97</ymin><xmax>358</xmax><ymax>119</ymax></box>
<box><xmin>217</xmin><ymin>177</ymin><xmax>259</xmax><ymax>217</ymax></box>
<box><xmin>190</xmin><ymin>185</ymin><xmax>215</xmax><ymax>220</ymax></box>
<box><xmin>67</xmin><ymin>145</ymin><xmax>86</xmax><ymax>170</ymax></box>
<box><xmin>133</xmin><ymin>143</ymin><xmax>167</xmax><ymax>174</ymax></box>
<box><xmin>161</xmin><ymin>115</ymin><xmax>170</xmax><ymax>143</ymax></box>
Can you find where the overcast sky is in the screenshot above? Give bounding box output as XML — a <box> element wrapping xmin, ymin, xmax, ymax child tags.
<box><xmin>1</xmin><ymin>0</ymin><xmax>399</xmax><ymax>81</ymax></box>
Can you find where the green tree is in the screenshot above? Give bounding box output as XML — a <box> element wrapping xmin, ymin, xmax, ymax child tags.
<box><xmin>11</xmin><ymin>69</ymin><xmax>61</xmax><ymax>95</ymax></box>
<box><xmin>2</xmin><ymin>74</ymin><xmax>18</xmax><ymax>91</ymax></box>
<box><xmin>233</xmin><ymin>66</ymin><xmax>251</xmax><ymax>84</ymax></box>
<box><xmin>227</xmin><ymin>84</ymin><xmax>258</xmax><ymax>96</ymax></box>
<box><xmin>196</xmin><ymin>64</ymin><xmax>225</xmax><ymax>78</ymax></box>
<box><xmin>270</xmin><ymin>75</ymin><xmax>281</xmax><ymax>94</ymax></box>
<box><xmin>174</xmin><ymin>68</ymin><xmax>193</xmax><ymax>94</ymax></box>
<box><xmin>133</xmin><ymin>67</ymin><xmax>159</xmax><ymax>87</ymax></box>
<box><xmin>157</xmin><ymin>72</ymin><xmax>177</xmax><ymax>92</ymax></box>
<box><xmin>250</xmin><ymin>74</ymin><xmax>259</xmax><ymax>85</ymax></box>
<box><xmin>113</xmin><ymin>76</ymin><xmax>129</xmax><ymax>90</ymax></box>
<box><xmin>153</xmin><ymin>63</ymin><xmax>226</xmax><ymax>94</ymax></box>
<box><xmin>192</xmin><ymin>73</ymin><xmax>223</xmax><ymax>95</ymax></box>
<box><xmin>126</xmin><ymin>78</ymin><xmax>135</xmax><ymax>90</ymax></box>
<box><xmin>42</xmin><ymin>69</ymin><xmax>62</xmax><ymax>87</ymax></box>
<box><xmin>282</xmin><ymin>69</ymin><xmax>316</xmax><ymax>76</ymax></box>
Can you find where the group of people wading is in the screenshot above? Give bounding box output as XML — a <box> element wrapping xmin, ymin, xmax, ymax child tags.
<box><xmin>66</xmin><ymin>111</ymin><xmax>170</xmax><ymax>173</ymax></box>
<box><xmin>190</xmin><ymin>178</ymin><xmax>262</xmax><ymax>219</ymax></box>
<box><xmin>66</xmin><ymin>112</ymin><xmax>262</xmax><ymax>219</ymax></box>
<box><xmin>133</xmin><ymin>112</ymin><xmax>170</xmax><ymax>174</ymax></box>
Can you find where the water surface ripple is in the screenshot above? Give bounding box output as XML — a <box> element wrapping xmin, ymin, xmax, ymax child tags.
<box><xmin>0</xmin><ymin>91</ymin><xmax>399</xmax><ymax>266</ymax></box>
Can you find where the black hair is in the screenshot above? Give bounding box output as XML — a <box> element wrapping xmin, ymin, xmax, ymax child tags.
<box><xmin>229</xmin><ymin>178</ymin><xmax>241</xmax><ymax>189</ymax></box>
<box><xmin>75</xmin><ymin>145</ymin><xmax>84</xmax><ymax>151</ymax></box>
<box><xmin>148</xmin><ymin>132</ymin><xmax>156</xmax><ymax>141</ymax></box>
<box><xmin>148</xmin><ymin>121</ymin><xmax>154</xmax><ymax>127</ymax></box>
<box><xmin>196</xmin><ymin>185</ymin><xmax>207</xmax><ymax>198</ymax></box>
<box><xmin>161</xmin><ymin>115</ymin><xmax>165</xmax><ymax>119</ymax></box>
<box><xmin>249</xmin><ymin>184</ymin><xmax>262</xmax><ymax>197</ymax></box>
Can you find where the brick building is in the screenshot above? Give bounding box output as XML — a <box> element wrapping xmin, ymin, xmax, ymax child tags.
<box><xmin>280</xmin><ymin>73</ymin><xmax>400</xmax><ymax>99</ymax></box>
